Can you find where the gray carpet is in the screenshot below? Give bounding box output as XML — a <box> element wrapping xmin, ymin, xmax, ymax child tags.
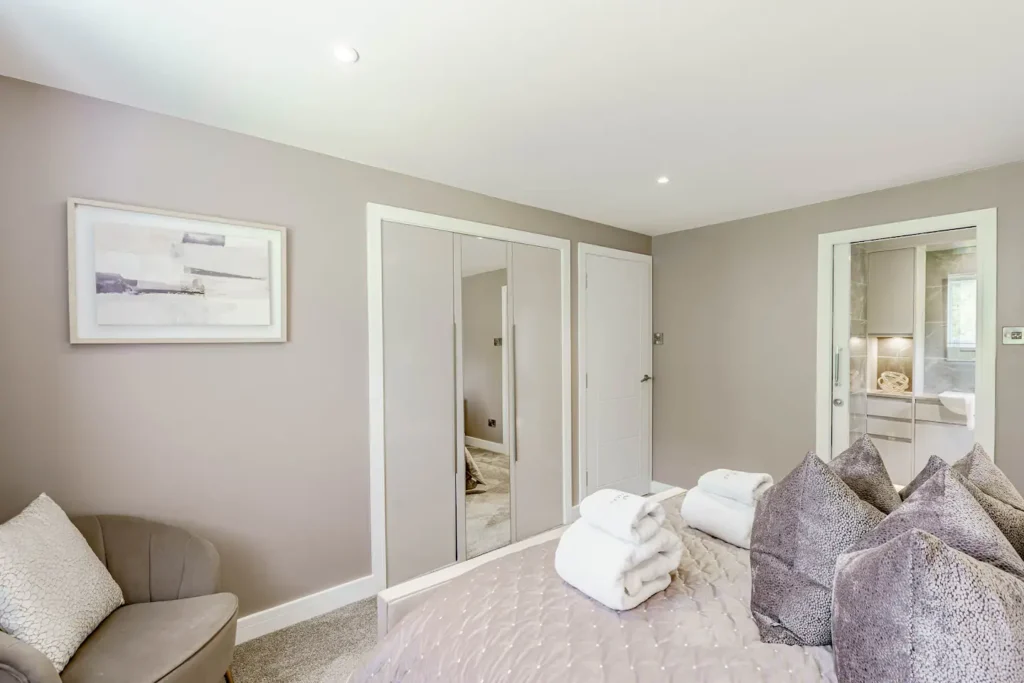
<box><xmin>466</xmin><ymin>447</ymin><xmax>511</xmax><ymax>558</ymax></box>
<box><xmin>232</xmin><ymin>598</ymin><xmax>376</xmax><ymax>683</ymax></box>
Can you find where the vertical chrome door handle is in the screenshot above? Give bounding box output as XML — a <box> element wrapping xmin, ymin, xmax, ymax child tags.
<box><xmin>833</xmin><ymin>348</ymin><xmax>842</xmax><ymax>387</ymax></box>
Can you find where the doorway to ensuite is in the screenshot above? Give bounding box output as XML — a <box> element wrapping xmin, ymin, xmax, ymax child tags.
<box><xmin>816</xmin><ymin>210</ymin><xmax>997</xmax><ymax>484</ymax></box>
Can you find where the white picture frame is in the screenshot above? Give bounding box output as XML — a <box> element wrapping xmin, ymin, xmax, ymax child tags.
<box><xmin>68</xmin><ymin>198</ymin><xmax>288</xmax><ymax>344</ymax></box>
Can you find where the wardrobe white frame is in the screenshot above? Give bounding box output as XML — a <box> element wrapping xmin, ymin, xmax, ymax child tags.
<box><xmin>367</xmin><ymin>203</ymin><xmax>572</xmax><ymax>589</ymax></box>
<box><xmin>577</xmin><ymin>242</ymin><xmax>653</xmax><ymax>498</ymax></box>
<box><xmin>815</xmin><ymin>208</ymin><xmax>997</xmax><ymax>461</ymax></box>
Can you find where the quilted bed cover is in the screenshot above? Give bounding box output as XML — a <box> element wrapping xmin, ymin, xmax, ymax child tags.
<box><xmin>348</xmin><ymin>493</ymin><xmax>837</xmax><ymax>682</ymax></box>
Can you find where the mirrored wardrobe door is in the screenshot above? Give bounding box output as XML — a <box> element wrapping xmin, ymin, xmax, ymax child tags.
<box><xmin>458</xmin><ymin>235</ymin><xmax>513</xmax><ymax>559</ymax></box>
<box><xmin>382</xmin><ymin>221</ymin><xmax>457</xmax><ymax>586</ymax></box>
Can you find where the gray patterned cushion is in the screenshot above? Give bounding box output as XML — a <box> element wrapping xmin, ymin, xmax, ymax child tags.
<box><xmin>833</xmin><ymin>529</ymin><xmax>1024</xmax><ymax>683</ymax></box>
<box><xmin>951</xmin><ymin>444</ymin><xmax>1024</xmax><ymax>558</ymax></box>
<box><xmin>844</xmin><ymin>467</ymin><xmax>1024</xmax><ymax>580</ymax></box>
<box><xmin>0</xmin><ymin>494</ymin><xmax>124</xmax><ymax>671</ymax></box>
<box><xmin>750</xmin><ymin>453</ymin><xmax>885</xmax><ymax>646</ymax></box>
<box><xmin>953</xmin><ymin>444</ymin><xmax>1024</xmax><ymax>506</ymax></box>
<box><xmin>899</xmin><ymin>454</ymin><xmax>946</xmax><ymax>501</ymax></box>
<box><xmin>830</xmin><ymin>435</ymin><xmax>902</xmax><ymax>513</ymax></box>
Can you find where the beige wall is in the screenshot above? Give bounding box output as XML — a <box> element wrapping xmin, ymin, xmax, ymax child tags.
<box><xmin>652</xmin><ymin>160</ymin><xmax>1024</xmax><ymax>491</ymax></box>
<box><xmin>461</xmin><ymin>269</ymin><xmax>506</xmax><ymax>444</ymax></box>
<box><xmin>0</xmin><ymin>76</ymin><xmax>650</xmax><ymax>616</ymax></box>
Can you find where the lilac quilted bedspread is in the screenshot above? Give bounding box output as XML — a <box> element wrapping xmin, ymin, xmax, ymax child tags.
<box><xmin>346</xmin><ymin>494</ymin><xmax>837</xmax><ymax>682</ymax></box>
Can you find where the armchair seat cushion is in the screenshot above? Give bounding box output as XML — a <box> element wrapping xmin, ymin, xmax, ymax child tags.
<box><xmin>60</xmin><ymin>593</ymin><xmax>238</xmax><ymax>683</ymax></box>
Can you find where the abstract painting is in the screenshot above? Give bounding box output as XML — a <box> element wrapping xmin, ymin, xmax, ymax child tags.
<box><xmin>69</xmin><ymin>198</ymin><xmax>287</xmax><ymax>343</ymax></box>
<box><xmin>92</xmin><ymin>223</ymin><xmax>271</xmax><ymax>326</ymax></box>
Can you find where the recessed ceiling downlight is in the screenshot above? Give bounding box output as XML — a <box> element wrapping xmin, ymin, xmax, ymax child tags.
<box><xmin>334</xmin><ymin>44</ymin><xmax>360</xmax><ymax>64</ymax></box>
<box><xmin>657</xmin><ymin>176</ymin><xmax>670</xmax><ymax>185</ymax></box>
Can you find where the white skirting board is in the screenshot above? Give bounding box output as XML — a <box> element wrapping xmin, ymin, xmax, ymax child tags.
<box><xmin>463</xmin><ymin>436</ymin><xmax>507</xmax><ymax>454</ymax></box>
<box><xmin>235</xmin><ymin>574</ymin><xmax>378</xmax><ymax>644</ymax></box>
<box><xmin>650</xmin><ymin>480</ymin><xmax>675</xmax><ymax>494</ymax></box>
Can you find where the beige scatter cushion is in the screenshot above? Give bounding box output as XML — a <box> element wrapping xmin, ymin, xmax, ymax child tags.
<box><xmin>0</xmin><ymin>494</ymin><xmax>124</xmax><ymax>671</ymax></box>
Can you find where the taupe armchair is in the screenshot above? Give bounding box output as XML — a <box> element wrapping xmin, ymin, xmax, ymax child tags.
<box><xmin>0</xmin><ymin>516</ymin><xmax>238</xmax><ymax>683</ymax></box>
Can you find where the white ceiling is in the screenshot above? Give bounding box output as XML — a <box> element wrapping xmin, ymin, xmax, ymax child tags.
<box><xmin>3</xmin><ymin>1</ymin><xmax>1024</xmax><ymax>235</ymax></box>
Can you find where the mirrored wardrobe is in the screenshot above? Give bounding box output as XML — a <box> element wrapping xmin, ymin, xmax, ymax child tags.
<box><xmin>373</xmin><ymin>212</ymin><xmax>568</xmax><ymax>587</ymax></box>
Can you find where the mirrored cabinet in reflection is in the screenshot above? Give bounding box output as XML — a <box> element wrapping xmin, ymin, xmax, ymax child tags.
<box><xmin>380</xmin><ymin>222</ymin><xmax>564</xmax><ymax>586</ymax></box>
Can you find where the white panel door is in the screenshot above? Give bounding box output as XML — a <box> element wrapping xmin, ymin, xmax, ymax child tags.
<box><xmin>382</xmin><ymin>221</ymin><xmax>457</xmax><ymax>586</ymax></box>
<box><xmin>582</xmin><ymin>249</ymin><xmax>651</xmax><ymax>496</ymax></box>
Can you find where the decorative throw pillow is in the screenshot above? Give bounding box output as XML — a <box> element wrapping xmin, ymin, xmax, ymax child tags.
<box><xmin>843</xmin><ymin>468</ymin><xmax>1024</xmax><ymax>580</ymax></box>
<box><xmin>951</xmin><ymin>445</ymin><xmax>1024</xmax><ymax>558</ymax></box>
<box><xmin>0</xmin><ymin>494</ymin><xmax>124</xmax><ymax>671</ymax></box>
<box><xmin>830</xmin><ymin>435</ymin><xmax>902</xmax><ymax>513</ymax></box>
<box><xmin>750</xmin><ymin>453</ymin><xmax>885</xmax><ymax>646</ymax></box>
<box><xmin>833</xmin><ymin>529</ymin><xmax>1024</xmax><ymax>683</ymax></box>
<box><xmin>952</xmin><ymin>444</ymin><xmax>1024</xmax><ymax>506</ymax></box>
<box><xmin>899</xmin><ymin>454</ymin><xmax>946</xmax><ymax>501</ymax></box>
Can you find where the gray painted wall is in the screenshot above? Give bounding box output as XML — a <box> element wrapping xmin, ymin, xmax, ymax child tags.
<box><xmin>0</xmin><ymin>75</ymin><xmax>650</xmax><ymax>616</ymax></box>
<box><xmin>653</xmin><ymin>160</ymin><xmax>1024</xmax><ymax>491</ymax></box>
<box><xmin>462</xmin><ymin>269</ymin><xmax>506</xmax><ymax>444</ymax></box>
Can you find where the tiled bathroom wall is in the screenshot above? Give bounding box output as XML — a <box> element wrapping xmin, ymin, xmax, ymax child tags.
<box><xmin>850</xmin><ymin>245</ymin><xmax>868</xmax><ymax>442</ymax></box>
<box><xmin>923</xmin><ymin>247</ymin><xmax>976</xmax><ymax>394</ymax></box>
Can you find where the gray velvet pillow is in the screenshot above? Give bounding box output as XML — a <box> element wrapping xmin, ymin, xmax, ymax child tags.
<box><xmin>750</xmin><ymin>453</ymin><xmax>885</xmax><ymax>646</ymax></box>
<box><xmin>951</xmin><ymin>445</ymin><xmax>1024</xmax><ymax>558</ymax></box>
<box><xmin>833</xmin><ymin>529</ymin><xmax>1024</xmax><ymax>683</ymax></box>
<box><xmin>843</xmin><ymin>467</ymin><xmax>1024</xmax><ymax>580</ymax></box>
<box><xmin>830</xmin><ymin>435</ymin><xmax>902</xmax><ymax>513</ymax></box>
<box><xmin>899</xmin><ymin>454</ymin><xmax>946</xmax><ymax>501</ymax></box>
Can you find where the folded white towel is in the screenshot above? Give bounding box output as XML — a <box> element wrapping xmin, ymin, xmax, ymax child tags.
<box><xmin>697</xmin><ymin>469</ymin><xmax>773</xmax><ymax>506</ymax></box>
<box><xmin>679</xmin><ymin>488</ymin><xmax>756</xmax><ymax>549</ymax></box>
<box><xmin>555</xmin><ymin>520</ymin><xmax>682</xmax><ymax>611</ymax></box>
<box><xmin>578</xmin><ymin>488</ymin><xmax>667</xmax><ymax>544</ymax></box>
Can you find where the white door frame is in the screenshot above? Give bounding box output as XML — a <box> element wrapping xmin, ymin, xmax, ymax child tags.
<box><xmin>577</xmin><ymin>242</ymin><xmax>653</xmax><ymax>499</ymax></box>
<box><xmin>367</xmin><ymin>203</ymin><xmax>572</xmax><ymax>589</ymax></box>
<box><xmin>815</xmin><ymin>208</ymin><xmax>997</xmax><ymax>461</ymax></box>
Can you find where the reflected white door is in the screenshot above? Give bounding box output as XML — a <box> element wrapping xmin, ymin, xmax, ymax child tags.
<box><xmin>581</xmin><ymin>247</ymin><xmax>652</xmax><ymax>497</ymax></box>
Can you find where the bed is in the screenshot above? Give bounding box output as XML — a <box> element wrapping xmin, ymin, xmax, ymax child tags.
<box><xmin>346</xmin><ymin>491</ymin><xmax>837</xmax><ymax>682</ymax></box>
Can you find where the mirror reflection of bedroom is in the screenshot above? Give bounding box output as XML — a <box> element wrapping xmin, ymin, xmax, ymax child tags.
<box><xmin>460</xmin><ymin>236</ymin><xmax>511</xmax><ymax>558</ymax></box>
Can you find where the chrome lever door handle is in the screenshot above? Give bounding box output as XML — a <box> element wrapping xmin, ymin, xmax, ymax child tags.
<box><xmin>641</xmin><ymin>374</ymin><xmax>653</xmax><ymax>383</ymax></box>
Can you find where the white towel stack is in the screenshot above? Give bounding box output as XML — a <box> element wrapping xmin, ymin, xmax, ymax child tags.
<box><xmin>679</xmin><ymin>469</ymin><xmax>773</xmax><ymax>549</ymax></box>
<box><xmin>555</xmin><ymin>489</ymin><xmax>681</xmax><ymax>611</ymax></box>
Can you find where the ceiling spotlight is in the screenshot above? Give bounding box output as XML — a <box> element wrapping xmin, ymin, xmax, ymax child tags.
<box><xmin>657</xmin><ymin>176</ymin><xmax>670</xmax><ymax>184</ymax></box>
<box><xmin>334</xmin><ymin>44</ymin><xmax>360</xmax><ymax>64</ymax></box>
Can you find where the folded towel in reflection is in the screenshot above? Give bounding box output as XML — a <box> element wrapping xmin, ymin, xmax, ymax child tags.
<box><xmin>579</xmin><ymin>488</ymin><xmax>667</xmax><ymax>544</ymax></box>
<box><xmin>555</xmin><ymin>520</ymin><xmax>682</xmax><ymax>610</ymax></box>
<box><xmin>697</xmin><ymin>469</ymin><xmax>773</xmax><ymax>506</ymax></box>
<box><xmin>680</xmin><ymin>488</ymin><xmax>756</xmax><ymax>549</ymax></box>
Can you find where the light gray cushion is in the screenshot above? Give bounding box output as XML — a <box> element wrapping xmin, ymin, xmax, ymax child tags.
<box><xmin>750</xmin><ymin>453</ymin><xmax>885</xmax><ymax>646</ymax></box>
<box><xmin>0</xmin><ymin>494</ymin><xmax>124</xmax><ymax>672</ymax></box>
<box><xmin>833</xmin><ymin>529</ymin><xmax>1024</xmax><ymax>683</ymax></box>
<box><xmin>844</xmin><ymin>467</ymin><xmax>1024</xmax><ymax>580</ymax></box>
<box><xmin>899</xmin><ymin>454</ymin><xmax>946</xmax><ymax>501</ymax></box>
<box><xmin>829</xmin><ymin>435</ymin><xmax>902</xmax><ymax>513</ymax></box>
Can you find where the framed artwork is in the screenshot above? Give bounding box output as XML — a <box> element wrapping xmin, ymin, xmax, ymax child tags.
<box><xmin>68</xmin><ymin>198</ymin><xmax>288</xmax><ymax>343</ymax></box>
